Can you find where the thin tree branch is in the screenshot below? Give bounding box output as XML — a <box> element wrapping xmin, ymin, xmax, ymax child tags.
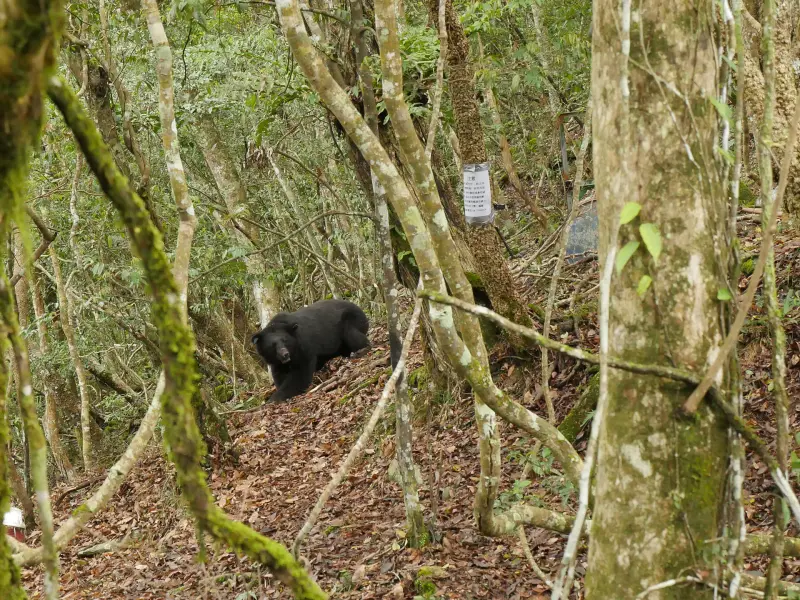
<box><xmin>189</xmin><ymin>210</ymin><xmax>375</xmax><ymax>284</ymax></box>
<box><xmin>418</xmin><ymin>289</ymin><xmax>703</xmax><ymax>385</ymax></box>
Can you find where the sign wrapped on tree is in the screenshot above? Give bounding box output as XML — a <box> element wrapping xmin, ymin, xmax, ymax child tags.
<box><xmin>463</xmin><ymin>163</ymin><xmax>493</xmax><ymax>225</ymax></box>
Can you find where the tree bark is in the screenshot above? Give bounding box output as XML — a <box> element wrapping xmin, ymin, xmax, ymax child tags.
<box><xmin>49</xmin><ymin>245</ymin><xmax>94</xmax><ymax>471</ymax></box>
<box><xmin>31</xmin><ymin>271</ymin><xmax>77</xmax><ymax>482</ymax></box>
<box><xmin>435</xmin><ymin>0</ymin><xmax>534</xmax><ymax>347</ymax></box>
<box><xmin>195</xmin><ymin>115</ymin><xmax>280</xmax><ymax>331</ymax></box>
<box><xmin>586</xmin><ymin>0</ymin><xmax>730</xmax><ymax>597</ymax></box>
<box><xmin>7</xmin><ymin>457</ymin><xmax>35</xmax><ymax>530</ymax></box>
<box><xmin>352</xmin><ymin>0</ymin><xmax>425</xmax><ymax>546</ymax></box>
<box><xmin>190</xmin><ymin>308</ymin><xmax>265</xmax><ymax>387</ymax></box>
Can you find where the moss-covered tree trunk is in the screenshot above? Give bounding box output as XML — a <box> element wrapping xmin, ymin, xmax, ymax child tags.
<box><xmin>435</xmin><ymin>0</ymin><xmax>533</xmax><ymax>346</ymax></box>
<box><xmin>0</xmin><ymin>330</ymin><xmax>26</xmax><ymax>599</ymax></box>
<box><xmin>586</xmin><ymin>0</ymin><xmax>731</xmax><ymax>597</ymax></box>
<box><xmin>49</xmin><ymin>71</ymin><xmax>327</xmax><ymax>600</ymax></box>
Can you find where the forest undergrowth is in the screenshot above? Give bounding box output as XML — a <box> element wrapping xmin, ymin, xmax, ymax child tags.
<box><xmin>19</xmin><ymin>215</ymin><xmax>800</xmax><ymax>600</ymax></box>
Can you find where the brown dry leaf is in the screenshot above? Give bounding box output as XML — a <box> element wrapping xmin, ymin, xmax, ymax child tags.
<box><xmin>352</xmin><ymin>564</ymin><xmax>366</xmax><ymax>585</ymax></box>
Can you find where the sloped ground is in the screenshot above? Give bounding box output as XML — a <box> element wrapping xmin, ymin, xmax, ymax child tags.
<box><xmin>20</xmin><ymin>221</ymin><xmax>800</xmax><ymax>599</ymax></box>
<box><xmin>21</xmin><ymin>330</ymin><xmax>564</xmax><ymax>599</ymax></box>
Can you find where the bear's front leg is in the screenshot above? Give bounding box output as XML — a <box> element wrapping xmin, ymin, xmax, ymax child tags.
<box><xmin>269</xmin><ymin>359</ymin><xmax>316</xmax><ymax>402</ymax></box>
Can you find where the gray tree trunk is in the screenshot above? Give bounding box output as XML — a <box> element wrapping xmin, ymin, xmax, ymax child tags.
<box><xmin>586</xmin><ymin>0</ymin><xmax>732</xmax><ymax>597</ymax></box>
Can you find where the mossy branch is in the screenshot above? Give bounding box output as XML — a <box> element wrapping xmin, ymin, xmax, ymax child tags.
<box><xmin>0</xmin><ymin>298</ymin><xmax>26</xmax><ymax>598</ymax></box>
<box><xmin>47</xmin><ymin>75</ymin><xmax>326</xmax><ymax>600</ymax></box>
<box><xmin>0</xmin><ymin>274</ymin><xmax>58</xmax><ymax>596</ymax></box>
<box><xmin>418</xmin><ymin>289</ymin><xmax>705</xmax><ymax>386</ymax></box>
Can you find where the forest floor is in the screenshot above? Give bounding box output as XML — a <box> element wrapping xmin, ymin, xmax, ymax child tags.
<box><xmin>20</xmin><ymin>215</ymin><xmax>800</xmax><ymax>599</ymax></box>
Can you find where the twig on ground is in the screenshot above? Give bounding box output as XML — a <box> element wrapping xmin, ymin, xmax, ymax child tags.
<box><xmin>292</xmin><ymin>297</ymin><xmax>423</xmax><ymax>557</ymax></box>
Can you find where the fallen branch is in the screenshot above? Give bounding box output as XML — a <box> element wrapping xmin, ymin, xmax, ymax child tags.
<box><xmin>292</xmin><ymin>297</ymin><xmax>423</xmax><ymax>557</ymax></box>
<box><xmin>54</xmin><ymin>475</ymin><xmax>104</xmax><ymax>508</ymax></box>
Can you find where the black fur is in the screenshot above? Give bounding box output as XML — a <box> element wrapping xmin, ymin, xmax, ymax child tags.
<box><xmin>251</xmin><ymin>299</ymin><xmax>370</xmax><ymax>401</ymax></box>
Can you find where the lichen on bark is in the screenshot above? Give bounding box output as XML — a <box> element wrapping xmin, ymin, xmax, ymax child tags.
<box><xmin>586</xmin><ymin>0</ymin><xmax>731</xmax><ymax>597</ymax></box>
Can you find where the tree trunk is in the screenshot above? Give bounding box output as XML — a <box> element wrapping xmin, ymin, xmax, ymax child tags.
<box><xmin>586</xmin><ymin>0</ymin><xmax>730</xmax><ymax>597</ymax></box>
<box><xmin>7</xmin><ymin>456</ymin><xmax>36</xmax><ymax>530</ymax></box>
<box><xmin>31</xmin><ymin>271</ymin><xmax>77</xmax><ymax>482</ymax></box>
<box><xmin>49</xmin><ymin>244</ymin><xmax>94</xmax><ymax>471</ymax></box>
<box><xmin>436</xmin><ymin>0</ymin><xmax>533</xmax><ymax>346</ymax></box>
<box><xmin>740</xmin><ymin>0</ymin><xmax>800</xmax><ymax>218</ymax></box>
<box><xmin>67</xmin><ymin>53</ymin><xmax>161</xmax><ymax>232</ymax></box>
<box><xmin>195</xmin><ymin>115</ymin><xmax>280</xmax><ymax>330</ymax></box>
<box><xmin>352</xmin><ymin>0</ymin><xmax>426</xmax><ymax>547</ymax></box>
<box><xmin>191</xmin><ymin>308</ymin><xmax>266</xmax><ymax>388</ymax></box>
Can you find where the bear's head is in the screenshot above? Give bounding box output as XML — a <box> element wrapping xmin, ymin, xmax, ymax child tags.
<box><xmin>251</xmin><ymin>319</ymin><xmax>300</xmax><ymax>366</ymax></box>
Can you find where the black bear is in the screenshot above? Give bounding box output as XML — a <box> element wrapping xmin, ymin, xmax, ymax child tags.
<box><xmin>251</xmin><ymin>299</ymin><xmax>370</xmax><ymax>401</ymax></box>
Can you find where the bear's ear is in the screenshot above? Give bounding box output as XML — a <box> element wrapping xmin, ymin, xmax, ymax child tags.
<box><xmin>251</xmin><ymin>333</ymin><xmax>260</xmax><ymax>345</ymax></box>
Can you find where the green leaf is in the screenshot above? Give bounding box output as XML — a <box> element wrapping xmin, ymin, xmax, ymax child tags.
<box><xmin>722</xmin><ymin>54</ymin><xmax>738</xmax><ymax>72</ymax></box>
<box><xmin>717</xmin><ymin>287</ymin><xmax>733</xmax><ymax>301</ymax></box>
<box><xmin>639</xmin><ymin>223</ymin><xmax>662</xmax><ymax>262</ymax></box>
<box><xmin>637</xmin><ymin>274</ymin><xmax>652</xmax><ymax>297</ymax></box>
<box><xmin>710</xmin><ymin>95</ymin><xmax>733</xmax><ymax>124</ymax></box>
<box><xmin>718</xmin><ymin>147</ymin><xmax>734</xmax><ymax>166</ymax></box>
<box><xmin>615</xmin><ymin>241</ymin><xmax>640</xmax><ymax>274</ymax></box>
<box><xmin>619</xmin><ymin>202</ymin><xmax>642</xmax><ymax>225</ymax></box>
<box><xmin>511</xmin><ymin>74</ymin><xmax>520</xmax><ymax>91</ymax></box>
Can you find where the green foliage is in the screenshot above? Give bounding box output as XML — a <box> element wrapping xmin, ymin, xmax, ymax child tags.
<box><xmin>619</xmin><ymin>202</ymin><xmax>641</xmax><ymax>224</ymax></box>
<box><xmin>366</xmin><ymin>25</ymin><xmax>440</xmax><ymax>116</ymax></box>
<box><xmin>637</xmin><ymin>274</ymin><xmax>652</xmax><ymax>297</ymax></box>
<box><xmin>495</xmin><ymin>478</ymin><xmax>533</xmax><ymax>509</ymax></box>
<box><xmin>615</xmin><ymin>241</ymin><xmax>640</xmax><ymax>274</ymax></box>
<box><xmin>414</xmin><ymin>575</ymin><xmax>439</xmax><ymax>598</ymax></box>
<box><xmin>782</xmin><ymin>289</ymin><xmax>800</xmax><ymax>317</ymax></box>
<box><xmin>639</xmin><ymin>223</ymin><xmax>662</xmax><ymax>263</ymax></box>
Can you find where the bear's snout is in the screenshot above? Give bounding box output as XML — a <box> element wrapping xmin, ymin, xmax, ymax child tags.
<box><xmin>277</xmin><ymin>348</ymin><xmax>291</xmax><ymax>364</ymax></box>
